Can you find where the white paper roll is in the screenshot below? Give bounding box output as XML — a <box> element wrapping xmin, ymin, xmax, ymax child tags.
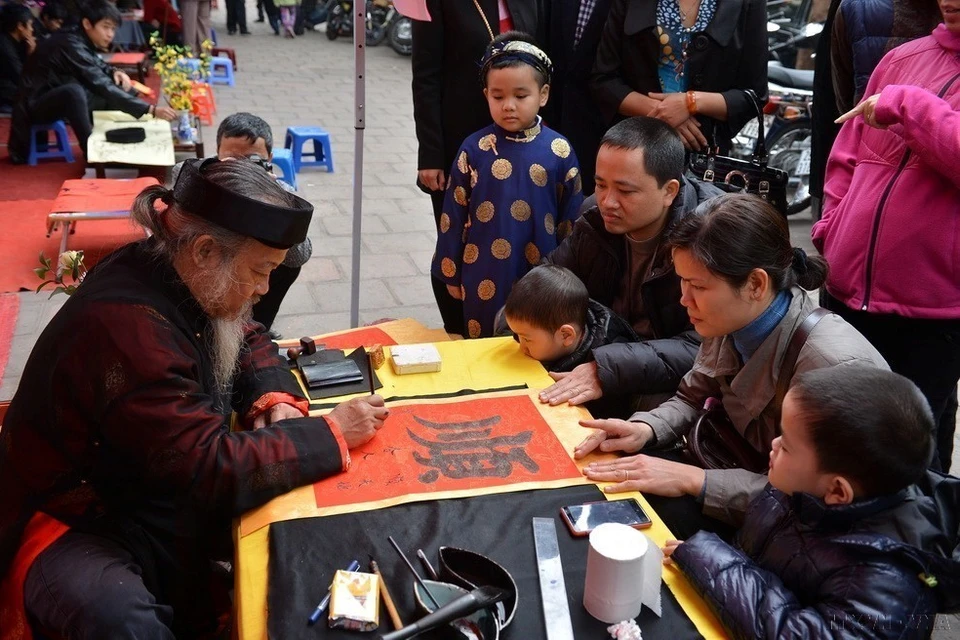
<box><xmin>583</xmin><ymin>523</ymin><xmax>661</xmax><ymax>623</ymax></box>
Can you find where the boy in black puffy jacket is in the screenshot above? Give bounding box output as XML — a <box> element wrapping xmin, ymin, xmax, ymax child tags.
<box><xmin>665</xmin><ymin>366</ymin><xmax>960</xmax><ymax>639</ymax></box>
<box><xmin>500</xmin><ymin>264</ymin><xmax>636</xmax><ymax>373</ymax></box>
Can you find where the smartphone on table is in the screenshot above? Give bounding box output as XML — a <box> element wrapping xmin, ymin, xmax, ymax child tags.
<box><xmin>559</xmin><ymin>498</ymin><xmax>652</xmax><ymax>537</ymax></box>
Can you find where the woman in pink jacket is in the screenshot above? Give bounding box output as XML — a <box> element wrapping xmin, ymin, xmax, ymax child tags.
<box><xmin>812</xmin><ymin>2</ymin><xmax>960</xmax><ymax>472</ymax></box>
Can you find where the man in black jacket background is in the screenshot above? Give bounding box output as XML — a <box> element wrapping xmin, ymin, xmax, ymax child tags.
<box><xmin>540</xmin><ymin>117</ymin><xmax>720</xmax><ymax>417</ymax></box>
<box><xmin>7</xmin><ymin>0</ymin><xmax>176</xmax><ymax>164</ymax></box>
<box><xmin>0</xmin><ymin>4</ymin><xmax>35</xmax><ymax>113</ymax></box>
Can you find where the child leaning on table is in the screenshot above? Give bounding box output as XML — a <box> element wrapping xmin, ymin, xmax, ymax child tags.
<box><xmin>431</xmin><ymin>31</ymin><xmax>583</xmax><ymax>339</ymax></box>
<box><xmin>663</xmin><ymin>366</ymin><xmax>960</xmax><ymax>639</ymax></box>
<box><xmin>501</xmin><ymin>264</ymin><xmax>636</xmax><ymax>373</ymax></box>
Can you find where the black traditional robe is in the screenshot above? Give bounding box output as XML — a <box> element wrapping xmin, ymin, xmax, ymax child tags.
<box><xmin>0</xmin><ymin>239</ymin><xmax>345</xmax><ymax>633</ymax></box>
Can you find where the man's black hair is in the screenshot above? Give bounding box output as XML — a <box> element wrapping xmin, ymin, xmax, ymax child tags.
<box><xmin>81</xmin><ymin>0</ymin><xmax>122</xmax><ymax>26</ymax></box>
<box><xmin>483</xmin><ymin>30</ymin><xmax>550</xmax><ymax>87</ymax></box>
<box><xmin>599</xmin><ymin>117</ymin><xmax>684</xmax><ymax>187</ymax></box>
<box><xmin>1</xmin><ymin>4</ymin><xmax>33</xmax><ymax>34</ymax></box>
<box><xmin>41</xmin><ymin>2</ymin><xmax>70</xmax><ymax>22</ymax></box>
<box><xmin>504</xmin><ymin>264</ymin><xmax>588</xmax><ymax>333</ymax></box>
<box><xmin>216</xmin><ymin>112</ymin><xmax>274</xmax><ymax>154</ymax></box>
<box><xmin>790</xmin><ymin>367</ymin><xmax>934</xmax><ymax>498</ymax></box>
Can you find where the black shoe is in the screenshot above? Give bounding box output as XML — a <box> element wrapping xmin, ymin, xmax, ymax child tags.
<box><xmin>268</xmin><ymin>330</ymin><xmax>283</xmax><ymax>341</ymax></box>
<box><xmin>239</xmin><ymin>29</ymin><xmax>251</xmax><ymax>35</ymax></box>
<box><xmin>228</xmin><ymin>28</ymin><xmax>236</xmax><ymax>35</ymax></box>
<box><xmin>256</xmin><ymin>16</ymin><xmax>265</xmax><ymax>22</ymax></box>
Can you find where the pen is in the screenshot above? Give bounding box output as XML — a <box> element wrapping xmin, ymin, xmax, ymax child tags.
<box><xmin>307</xmin><ymin>559</ymin><xmax>360</xmax><ymax>625</ymax></box>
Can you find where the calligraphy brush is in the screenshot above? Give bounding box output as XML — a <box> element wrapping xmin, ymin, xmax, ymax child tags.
<box><xmin>388</xmin><ymin>536</ymin><xmax>441</xmax><ymax>609</ymax></box>
<box><xmin>370</xmin><ymin>555</ymin><xmax>404</xmax><ymax>630</ymax></box>
<box><xmin>416</xmin><ymin>549</ymin><xmax>439</xmax><ymax>580</ymax></box>
<box><xmin>366</xmin><ymin>350</ymin><xmax>376</xmax><ymax>395</ymax></box>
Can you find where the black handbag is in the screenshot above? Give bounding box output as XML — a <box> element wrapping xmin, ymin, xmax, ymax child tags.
<box><xmin>684</xmin><ymin>308</ymin><xmax>831</xmax><ymax>472</ymax></box>
<box><xmin>688</xmin><ymin>89</ymin><xmax>790</xmax><ymax>215</ymax></box>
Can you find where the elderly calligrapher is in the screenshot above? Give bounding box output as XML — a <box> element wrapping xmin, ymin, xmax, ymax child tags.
<box><xmin>0</xmin><ymin>158</ymin><xmax>387</xmax><ymax>639</ymax></box>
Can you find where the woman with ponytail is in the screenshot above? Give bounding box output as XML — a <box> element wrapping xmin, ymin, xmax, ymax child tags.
<box><xmin>573</xmin><ymin>194</ymin><xmax>888</xmax><ymax>533</ymax></box>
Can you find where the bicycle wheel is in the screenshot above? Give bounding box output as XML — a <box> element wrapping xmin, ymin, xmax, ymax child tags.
<box><xmin>766</xmin><ymin>119</ymin><xmax>812</xmax><ymax>216</ymax></box>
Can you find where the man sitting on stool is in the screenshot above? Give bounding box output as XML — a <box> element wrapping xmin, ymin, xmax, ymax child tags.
<box><xmin>7</xmin><ymin>0</ymin><xmax>176</xmax><ymax>164</ymax></box>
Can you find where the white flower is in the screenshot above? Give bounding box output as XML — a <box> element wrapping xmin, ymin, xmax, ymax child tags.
<box><xmin>59</xmin><ymin>250</ymin><xmax>81</xmax><ymax>272</ymax></box>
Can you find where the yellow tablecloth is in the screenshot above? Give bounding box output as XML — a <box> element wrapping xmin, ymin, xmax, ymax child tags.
<box><xmin>234</xmin><ymin>334</ymin><xmax>727</xmax><ymax>639</ymax></box>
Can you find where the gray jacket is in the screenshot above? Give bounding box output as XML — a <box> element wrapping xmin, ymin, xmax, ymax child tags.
<box><xmin>631</xmin><ymin>288</ymin><xmax>889</xmax><ymax>524</ymax></box>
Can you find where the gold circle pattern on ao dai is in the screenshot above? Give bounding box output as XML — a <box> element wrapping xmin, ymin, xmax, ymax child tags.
<box><xmin>454</xmin><ymin>186</ymin><xmax>468</xmax><ymax>206</ymax></box>
<box><xmin>510</xmin><ymin>200</ymin><xmax>532</xmax><ymax>221</ymax></box>
<box><xmin>491</xmin><ymin>238</ymin><xmax>512</xmax><ymax>260</ymax></box>
<box><xmin>477</xmin><ymin>279</ymin><xmax>496</xmax><ymax>301</ymax></box>
<box><xmin>524</xmin><ymin>242</ymin><xmax>541</xmax><ymax>265</ymax></box>
<box><xmin>491</xmin><ymin>158</ymin><xmax>513</xmax><ymax>180</ymax></box>
<box><xmin>565</xmin><ymin>166</ymin><xmax>580</xmax><ymax>181</ymax></box>
<box><xmin>468</xmin><ymin>319</ymin><xmax>482</xmax><ymax>338</ymax></box>
<box><xmin>457</xmin><ymin>151</ymin><xmax>470</xmax><ymax>174</ymax></box>
<box><xmin>478</xmin><ymin>134</ymin><xmax>497</xmax><ymax>152</ymax></box>
<box><xmin>544</xmin><ymin>213</ymin><xmax>556</xmax><ymax>235</ymax></box>
<box><xmin>573</xmin><ymin>174</ymin><xmax>583</xmax><ymax>194</ymax></box>
<box><xmin>441</xmin><ymin>257</ymin><xmax>457</xmax><ymax>278</ymax></box>
<box><xmin>557</xmin><ymin>220</ymin><xmax>573</xmax><ymax>239</ymax></box>
<box><xmin>475</xmin><ymin>201</ymin><xmax>495</xmax><ymax>222</ymax></box>
<box><xmin>551</xmin><ymin>138</ymin><xmax>571</xmax><ymax>159</ymax></box>
<box><xmin>463</xmin><ymin>243</ymin><xmax>480</xmax><ymax>264</ymax></box>
<box><xmin>529</xmin><ymin>163</ymin><xmax>548</xmax><ymax>187</ymax></box>
<box><xmin>439</xmin><ymin>213</ymin><xmax>451</xmax><ymax>233</ymax></box>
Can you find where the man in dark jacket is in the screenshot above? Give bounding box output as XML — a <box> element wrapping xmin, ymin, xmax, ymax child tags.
<box><xmin>540</xmin><ymin>117</ymin><xmax>720</xmax><ymax>416</ymax></box>
<box><xmin>7</xmin><ymin>0</ymin><xmax>175</xmax><ymax>164</ymax></box>
<box><xmin>0</xmin><ymin>160</ymin><xmax>387</xmax><ymax>637</ymax></box>
<box><xmin>669</xmin><ymin>367</ymin><xmax>960</xmax><ymax>639</ymax></box>
<box><xmin>544</xmin><ymin>0</ymin><xmax>613</xmax><ymax>195</ymax></box>
<box><xmin>0</xmin><ymin>4</ymin><xmax>35</xmax><ymax>112</ymax></box>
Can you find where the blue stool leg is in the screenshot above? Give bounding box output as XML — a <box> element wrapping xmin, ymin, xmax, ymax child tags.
<box><xmin>54</xmin><ymin>121</ymin><xmax>75</xmax><ymax>163</ymax></box>
<box><xmin>320</xmin><ymin>135</ymin><xmax>334</xmax><ymax>172</ymax></box>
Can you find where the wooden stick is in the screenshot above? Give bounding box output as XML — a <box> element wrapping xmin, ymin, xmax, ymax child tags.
<box><xmin>370</xmin><ymin>558</ymin><xmax>404</xmax><ymax>630</ymax></box>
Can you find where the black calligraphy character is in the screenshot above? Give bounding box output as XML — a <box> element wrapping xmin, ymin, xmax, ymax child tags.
<box><xmin>409</xmin><ymin>415</ymin><xmax>539</xmax><ymax>483</ymax></box>
<box><xmin>358</xmin><ymin>478</ymin><xmax>374</xmax><ymax>488</ymax></box>
<box><xmin>386</xmin><ymin>473</ymin><xmax>404</xmax><ymax>485</ymax></box>
<box><xmin>361</xmin><ymin>451</ymin><xmax>377</xmax><ymax>460</ymax></box>
<box><xmin>337</xmin><ymin>481</ymin><xmax>351</xmax><ymax>491</ymax></box>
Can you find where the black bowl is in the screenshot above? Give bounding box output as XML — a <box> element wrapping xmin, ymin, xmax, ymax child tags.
<box><xmin>437</xmin><ymin>546</ymin><xmax>518</xmax><ymax>628</ymax></box>
<box><xmin>412</xmin><ymin>579</ymin><xmax>500</xmax><ymax>640</ymax></box>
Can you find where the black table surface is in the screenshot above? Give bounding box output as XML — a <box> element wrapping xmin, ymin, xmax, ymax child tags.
<box><xmin>267</xmin><ymin>485</ymin><xmax>706</xmax><ymax>640</ymax></box>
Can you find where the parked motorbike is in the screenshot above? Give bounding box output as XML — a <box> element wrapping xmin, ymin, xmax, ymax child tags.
<box><xmin>766</xmin><ymin>0</ymin><xmax>823</xmax><ymax>67</ymax></box>
<box><xmin>389</xmin><ymin>15</ymin><xmax>412</xmax><ymax>55</ymax></box>
<box><xmin>325</xmin><ymin>0</ymin><xmax>354</xmax><ymax>40</ymax></box>
<box><xmin>731</xmin><ymin>61</ymin><xmax>814</xmax><ymax>216</ymax></box>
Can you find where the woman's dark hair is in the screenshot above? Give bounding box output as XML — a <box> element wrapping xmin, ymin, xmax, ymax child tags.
<box><xmin>81</xmin><ymin>0</ymin><xmax>122</xmax><ymax>26</ymax></box>
<box><xmin>216</xmin><ymin>112</ymin><xmax>274</xmax><ymax>154</ymax></box>
<box><xmin>1</xmin><ymin>5</ymin><xmax>33</xmax><ymax>33</ymax></box>
<box><xmin>504</xmin><ymin>265</ymin><xmax>589</xmax><ymax>332</ymax></box>
<box><xmin>482</xmin><ymin>30</ymin><xmax>550</xmax><ymax>87</ymax></box>
<box><xmin>668</xmin><ymin>193</ymin><xmax>828</xmax><ymax>292</ymax></box>
<box><xmin>599</xmin><ymin>117</ymin><xmax>684</xmax><ymax>187</ymax></box>
<box><xmin>790</xmin><ymin>367</ymin><xmax>933</xmax><ymax>498</ymax></box>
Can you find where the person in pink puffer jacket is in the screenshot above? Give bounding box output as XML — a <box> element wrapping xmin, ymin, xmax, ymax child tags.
<box><xmin>812</xmin><ymin>7</ymin><xmax>960</xmax><ymax>473</ymax></box>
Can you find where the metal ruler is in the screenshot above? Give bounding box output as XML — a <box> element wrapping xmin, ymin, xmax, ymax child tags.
<box><xmin>532</xmin><ymin>517</ymin><xmax>576</xmax><ymax>640</ymax></box>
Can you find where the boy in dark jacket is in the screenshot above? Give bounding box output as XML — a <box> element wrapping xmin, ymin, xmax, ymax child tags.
<box><xmin>666</xmin><ymin>366</ymin><xmax>960</xmax><ymax>639</ymax></box>
<box><xmin>502</xmin><ymin>264</ymin><xmax>637</xmax><ymax>373</ymax></box>
<box><xmin>7</xmin><ymin>0</ymin><xmax>176</xmax><ymax>163</ymax></box>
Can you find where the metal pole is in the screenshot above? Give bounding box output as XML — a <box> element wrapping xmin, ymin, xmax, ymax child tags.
<box><xmin>349</xmin><ymin>2</ymin><xmax>367</xmax><ymax>328</ymax></box>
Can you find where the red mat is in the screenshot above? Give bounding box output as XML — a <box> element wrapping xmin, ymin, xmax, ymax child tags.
<box><xmin>0</xmin><ymin>196</ymin><xmax>147</xmax><ymax>293</ymax></box>
<box><xmin>0</xmin><ymin>294</ymin><xmax>18</xmax><ymax>385</ymax></box>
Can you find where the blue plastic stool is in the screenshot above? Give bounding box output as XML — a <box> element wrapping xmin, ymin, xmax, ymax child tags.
<box><xmin>28</xmin><ymin>121</ymin><xmax>75</xmax><ymax>166</ymax></box>
<box><xmin>284</xmin><ymin>126</ymin><xmax>334</xmax><ymax>173</ymax></box>
<box><xmin>271</xmin><ymin>148</ymin><xmax>298</xmax><ymax>190</ymax></box>
<box><xmin>209</xmin><ymin>56</ymin><xmax>235</xmax><ymax>86</ymax></box>
<box><xmin>178</xmin><ymin>57</ymin><xmax>207</xmax><ymax>82</ymax></box>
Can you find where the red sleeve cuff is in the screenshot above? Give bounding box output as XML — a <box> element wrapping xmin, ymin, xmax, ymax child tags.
<box><xmin>246</xmin><ymin>392</ymin><xmax>310</xmax><ymax>424</ymax></box>
<box><xmin>323</xmin><ymin>414</ymin><xmax>352</xmax><ymax>472</ymax></box>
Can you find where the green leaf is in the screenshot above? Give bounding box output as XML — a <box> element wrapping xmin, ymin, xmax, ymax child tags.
<box><xmin>33</xmin><ymin>267</ymin><xmax>47</xmax><ymax>279</ymax></box>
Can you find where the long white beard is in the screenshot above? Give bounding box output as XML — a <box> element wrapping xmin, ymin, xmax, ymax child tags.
<box><xmin>209</xmin><ymin>307</ymin><xmax>251</xmax><ymax>395</ymax></box>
